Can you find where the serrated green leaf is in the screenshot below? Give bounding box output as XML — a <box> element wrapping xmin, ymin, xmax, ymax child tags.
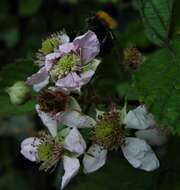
<box><xmin>18</xmin><ymin>0</ymin><xmax>42</xmax><ymax>16</ymax></box>
<box><xmin>136</xmin><ymin>0</ymin><xmax>174</xmax><ymax>46</ymax></box>
<box><xmin>0</xmin><ymin>59</ymin><xmax>38</xmax><ymax>116</ymax></box>
<box><xmin>133</xmin><ymin>38</ymin><xmax>180</xmax><ymax>133</ymax></box>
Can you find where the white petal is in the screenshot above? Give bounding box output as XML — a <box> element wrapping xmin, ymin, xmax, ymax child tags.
<box><xmin>64</xmin><ymin>128</ymin><xmax>86</xmax><ymax>155</ymax></box>
<box><xmin>66</xmin><ymin>96</ymin><xmax>81</xmax><ymax>112</ymax></box>
<box><xmin>123</xmin><ymin>105</ymin><xmax>156</xmax><ymax>130</ymax></box>
<box><xmin>121</xmin><ymin>137</ymin><xmax>159</xmax><ymax>171</ymax></box>
<box><xmin>83</xmin><ymin>144</ymin><xmax>107</xmax><ymax>173</ymax></box>
<box><xmin>135</xmin><ymin>127</ymin><xmax>169</xmax><ymax>146</ymax></box>
<box><xmin>36</xmin><ymin>104</ymin><xmax>57</xmax><ymax>137</ymax></box>
<box><xmin>20</xmin><ymin>137</ymin><xmax>41</xmax><ymax>162</ymax></box>
<box><xmin>56</xmin><ymin>110</ymin><xmax>96</xmax><ymax>128</ymax></box>
<box><xmin>61</xmin><ymin>156</ymin><xmax>80</xmax><ymax>189</ymax></box>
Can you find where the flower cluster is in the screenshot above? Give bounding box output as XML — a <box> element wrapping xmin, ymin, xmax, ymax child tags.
<box><xmin>7</xmin><ymin>30</ymin><xmax>169</xmax><ymax>189</ymax></box>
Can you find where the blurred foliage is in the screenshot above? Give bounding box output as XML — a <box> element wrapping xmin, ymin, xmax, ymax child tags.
<box><xmin>18</xmin><ymin>0</ymin><xmax>43</xmax><ymax>16</ymax></box>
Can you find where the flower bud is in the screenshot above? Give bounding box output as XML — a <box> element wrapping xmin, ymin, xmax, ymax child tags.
<box><xmin>6</xmin><ymin>81</ymin><xmax>31</xmax><ymax>105</ymax></box>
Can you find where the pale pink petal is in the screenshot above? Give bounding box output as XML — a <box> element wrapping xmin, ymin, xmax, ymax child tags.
<box><xmin>56</xmin><ymin>72</ymin><xmax>81</xmax><ymax>90</ymax></box>
<box><xmin>73</xmin><ymin>30</ymin><xmax>100</xmax><ymax>63</ymax></box>
<box><xmin>61</xmin><ymin>156</ymin><xmax>80</xmax><ymax>189</ymax></box>
<box><xmin>26</xmin><ymin>67</ymin><xmax>49</xmax><ymax>92</ymax></box>
<box><xmin>56</xmin><ymin>71</ymin><xmax>95</xmax><ymax>92</ymax></box>
<box><xmin>123</xmin><ymin>105</ymin><xmax>156</xmax><ymax>130</ymax></box>
<box><xmin>79</xmin><ymin>70</ymin><xmax>95</xmax><ymax>86</ymax></box>
<box><xmin>36</xmin><ymin>104</ymin><xmax>58</xmax><ymax>137</ymax></box>
<box><xmin>121</xmin><ymin>137</ymin><xmax>159</xmax><ymax>171</ymax></box>
<box><xmin>64</xmin><ymin>128</ymin><xmax>86</xmax><ymax>155</ymax></box>
<box><xmin>83</xmin><ymin>144</ymin><xmax>107</xmax><ymax>173</ymax></box>
<box><xmin>45</xmin><ymin>52</ymin><xmax>62</xmax><ymax>71</ymax></box>
<box><xmin>20</xmin><ymin>137</ymin><xmax>41</xmax><ymax>162</ymax></box>
<box><xmin>59</xmin><ymin>42</ymin><xmax>74</xmax><ymax>54</ymax></box>
<box><xmin>135</xmin><ymin>127</ymin><xmax>169</xmax><ymax>146</ymax></box>
<box><xmin>33</xmin><ymin>78</ymin><xmax>49</xmax><ymax>92</ymax></box>
<box><xmin>56</xmin><ymin>110</ymin><xmax>96</xmax><ymax>128</ymax></box>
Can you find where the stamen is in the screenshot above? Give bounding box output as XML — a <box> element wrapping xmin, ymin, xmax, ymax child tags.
<box><xmin>41</xmin><ymin>37</ymin><xmax>59</xmax><ymax>54</ymax></box>
<box><xmin>34</xmin><ymin>52</ymin><xmax>45</xmax><ymax>66</ymax></box>
<box><xmin>37</xmin><ymin>132</ymin><xmax>64</xmax><ymax>172</ymax></box>
<box><xmin>35</xmin><ymin>31</ymin><xmax>68</xmax><ymax>65</ymax></box>
<box><xmin>92</xmin><ymin>110</ymin><xmax>125</xmax><ymax>151</ymax></box>
<box><xmin>50</xmin><ymin>53</ymin><xmax>80</xmax><ymax>80</ymax></box>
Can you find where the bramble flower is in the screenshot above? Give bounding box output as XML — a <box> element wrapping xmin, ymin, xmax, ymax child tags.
<box><xmin>21</xmin><ymin>127</ymin><xmax>86</xmax><ymax>189</ymax></box>
<box><xmin>35</xmin><ymin>88</ymin><xmax>95</xmax><ymax>137</ymax></box>
<box><xmin>35</xmin><ymin>88</ymin><xmax>78</xmax><ymax>137</ymax></box>
<box><xmin>27</xmin><ymin>30</ymin><xmax>100</xmax><ymax>93</ymax></box>
<box><xmin>83</xmin><ymin>105</ymin><xmax>167</xmax><ymax>173</ymax></box>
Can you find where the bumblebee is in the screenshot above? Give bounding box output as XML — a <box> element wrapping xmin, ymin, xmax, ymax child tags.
<box><xmin>86</xmin><ymin>11</ymin><xmax>118</xmax><ymax>56</ymax></box>
<box><xmin>96</xmin><ymin>11</ymin><xmax>118</xmax><ymax>30</ymax></box>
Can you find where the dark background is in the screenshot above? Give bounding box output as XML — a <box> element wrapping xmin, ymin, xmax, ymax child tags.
<box><xmin>0</xmin><ymin>0</ymin><xmax>180</xmax><ymax>190</ymax></box>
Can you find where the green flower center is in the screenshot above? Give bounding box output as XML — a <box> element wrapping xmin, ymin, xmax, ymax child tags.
<box><xmin>51</xmin><ymin>53</ymin><xmax>80</xmax><ymax>80</ymax></box>
<box><xmin>41</xmin><ymin>38</ymin><xmax>59</xmax><ymax>54</ymax></box>
<box><xmin>95</xmin><ymin>121</ymin><xmax>113</xmax><ymax>140</ymax></box>
<box><xmin>93</xmin><ymin>112</ymin><xmax>125</xmax><ymax>151</ymax></box>
<box><xmin>36</xmin><ymin>132</ymin><xmax>64</xmax><ymax>172</ymax></box>
<box><xmin>37</xmin><ymin>143</ymin><xmax>52</xmax><ymax>162</ymax></box>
